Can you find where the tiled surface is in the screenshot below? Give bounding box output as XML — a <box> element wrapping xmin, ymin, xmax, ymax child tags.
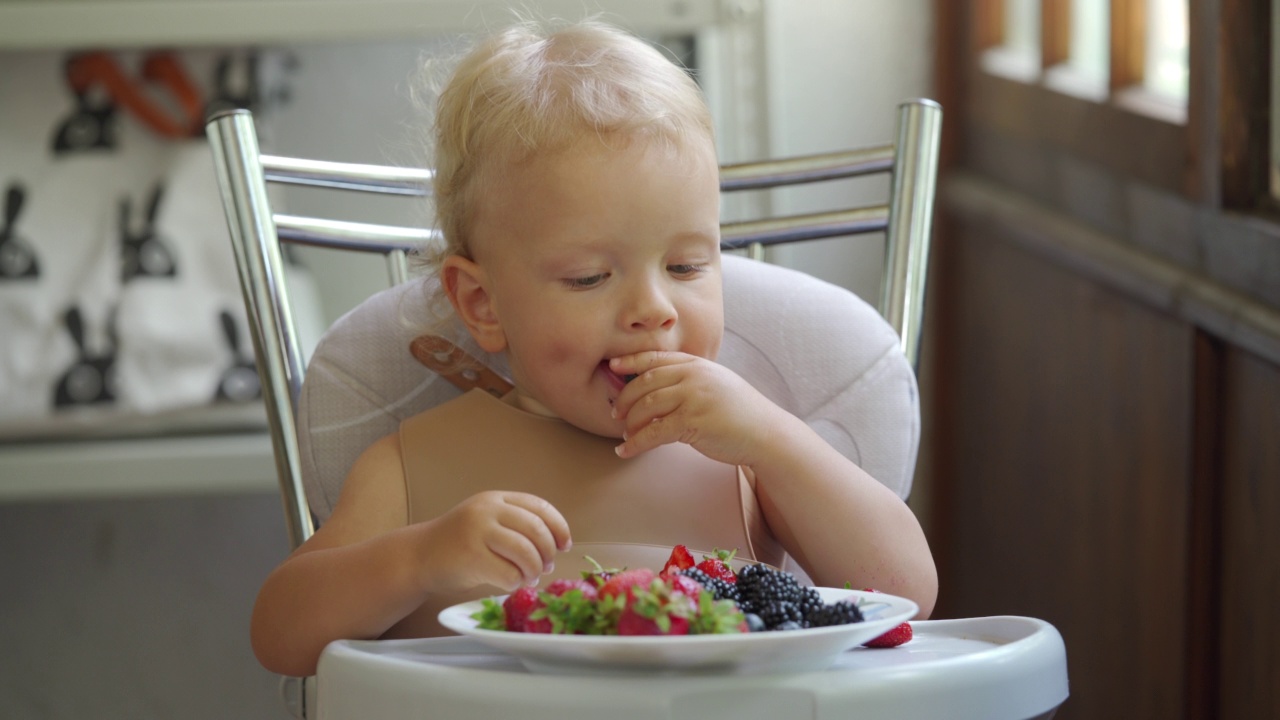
<box><xmin>1056</xmin><ymin>154</ymin><xmax>1126</xmax><ymax>239</ymax></box>
<box><xmin>1126</xmin><ymin>183</ymin><xmax>1200</xmax><ymax>268</ymax></box>
<box><xmin>0</xmin><ymin>493</ymin><xmax>287</xmax><ymax>720</ymax></box>
<box><xmin>1199</xmin><ymin>212</ymin><xmax>1280</xmax><ymax>310</ymax></box>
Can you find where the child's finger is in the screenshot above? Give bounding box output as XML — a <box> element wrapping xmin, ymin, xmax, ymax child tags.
<box><xmin>608</xmin><ymin>350</ymin><xmax>689</xmax><ymax>378</ymax></box>
<box><xmin>485</xmin><ymin>527</ymin><xmax>551</xmax><ymax>588</ymax></box>
<box><xmin>615</xmin><ymin>413</ymin><xmax>687</xmax><ymax>458</ymax></box>
<box><xmin>618</xmin><ymin>385</ymin><xmax>683</xmax><ymax>434</ymax></box>
<box><xmin>500</xmin><ymin>492</ymin><xmax>573</xmax><ymax>553</ymax></box>
<box><xmin>496</xmin><ymin>505</ymin><xmax>562</xmax><ymax>572</ymax></box>
<box><xmin>610</xmin><ymin>361</ymin><xmax>692</xmax><ymax>421</ymax></box>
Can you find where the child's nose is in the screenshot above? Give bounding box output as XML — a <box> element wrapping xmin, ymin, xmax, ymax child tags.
<box><xmin>624</xmin><ymin>281</ymin><xmax>678</xmax><ymax>331</ymax></box>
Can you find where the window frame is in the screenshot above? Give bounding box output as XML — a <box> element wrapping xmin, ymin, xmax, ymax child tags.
<box><xmin>960</xmin><ymin>0</ymin><xmax>1272</xmax><ymax>211</ymax></box>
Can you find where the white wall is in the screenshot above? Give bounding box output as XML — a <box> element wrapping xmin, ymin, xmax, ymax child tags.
<box><xmin>762</xmin><ymin>0</ymin><xmax>933</xmax><ymax>303</ymax></box>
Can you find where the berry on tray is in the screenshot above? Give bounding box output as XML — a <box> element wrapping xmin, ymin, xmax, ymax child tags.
<box><xmin>858</xmin><ymin>587</ymin><xmax>913</xmax><ymax>647</ymax></box>
<box><xmin>863</xmin><ymin>622</ymin><xmax>913</xmax><ymax>648</ymax></box>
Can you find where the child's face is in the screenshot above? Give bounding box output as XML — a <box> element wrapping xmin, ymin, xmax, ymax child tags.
<box><xmin>468</xmin><ymin>135</ymin><xmax>723</xmax><ymax>438</ymax></box>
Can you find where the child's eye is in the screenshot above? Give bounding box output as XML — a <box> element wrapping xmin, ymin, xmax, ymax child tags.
<box><xmin>668</xmin><ymin>264</ymin><xmax>705</xmax><ymax>278</ymax></box>
<box><xmin>564</xmin><ymin>273</ymin><xmax>608</xmax><ymax>289</ymax></box>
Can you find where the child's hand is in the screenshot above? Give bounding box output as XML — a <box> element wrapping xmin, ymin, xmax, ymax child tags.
<box><xmin>608</xmin><ymin>351</ymin><xmax>785</xmax><ymax>464</ymax></box>
<box><xmin>424</xmin><ymin>491</ymin><xmax>571</xmax><ymax>594</ymax></box>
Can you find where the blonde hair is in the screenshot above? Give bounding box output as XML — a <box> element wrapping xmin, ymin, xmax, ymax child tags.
<box><xmin>427</xmin><ymin>18</ymin><xmax>715</xmax><ymax>267</ymax></box>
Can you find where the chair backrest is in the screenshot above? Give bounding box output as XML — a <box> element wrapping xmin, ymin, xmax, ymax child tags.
<box><xmin>206</xmin><ymin>100</ymin><xmax>941</xmax><ymax>551</ymax></box>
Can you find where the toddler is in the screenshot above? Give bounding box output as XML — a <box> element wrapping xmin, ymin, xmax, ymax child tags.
<box><xmin>250</xmin><ymin>18</ymin><xmax>937</xmax><ymax>678</ymax></box>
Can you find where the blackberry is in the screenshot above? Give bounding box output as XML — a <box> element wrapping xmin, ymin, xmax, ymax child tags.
<box><xmin>796</xmin><ymin>586</ymin><xmax>824</xmax><ymax>621</ymax></box>
<box><xmin>755</xmin><ymin>600</ymin><xmax>803</xmax><ymax>630</ymax></box>
<box><xmin>678</xmin><ymin>568</ymin><xmax>740</xmax><ymax>603</ymax></box>
<box><xmin>735</xmin><ymin>563</ymin><xmax>807</xmax><ymax>615</ymax></box>
<box><xmin>805</xmin><ymin>600</ymin><xmax>865</xmax><ymax>628</ymax></box>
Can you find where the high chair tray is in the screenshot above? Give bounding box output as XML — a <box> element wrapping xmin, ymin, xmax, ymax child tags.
<box><xmin>314</xmin><ymin>616</ymin><xmax>1069</xmax><ymax>720</ymax></box>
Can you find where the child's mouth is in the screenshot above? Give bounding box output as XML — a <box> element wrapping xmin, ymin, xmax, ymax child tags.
<box><xmin>598</xmin><ymin>360</ymin><xmax>638</xmax><ymax>391</ymax></box>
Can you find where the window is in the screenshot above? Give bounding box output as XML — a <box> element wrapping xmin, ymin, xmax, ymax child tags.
<box><xmin>1069</xmin><ymin>0</ymin><xmax>1110</xmax><ymax>85</ymax></box>
<box><xmin>1144</xmin><ymin>0</ymin><xmax>1189</xmax><ymax>101</ymax></box>
<box><xmin>978</xmin><ymin>0</ymin><xmax>1189</xmax><ymax>123</ymax></box>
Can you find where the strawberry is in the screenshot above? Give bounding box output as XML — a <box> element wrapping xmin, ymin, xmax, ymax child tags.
<box><xmin>687</xmin><ymin>590</ymin><xmax>748</xmax><ymax>635</ymax></box>
<box><xmin>695</xmin><ymin>548</ymin><xmax>738</xmax><ymax>584</ymax></box>
<box><xmin>858</xmin><ymin>587</ymin><xmax>912</xmax><ymax>648</ymax></box>
<box><xmin>598</xmin><ymin>568</ymin><xmax>656</xmax><ymax>604</ymax></box>
<box><xmin>545</xmin><ymin>578</ymin><xmax>598</xmax><ymax>602</ymax></box>
<box><xmin>863</xmin><ymin>622</ymin><xmax>913</xmax><ymax>648</ymax></box>
<box><xmin>618</xmin><ymin>606</ymin><xmax>691</xmax><ymax>635</ymax></box>
<box><xmin>615</xmin><ymin>577</ymin><xmax>695</xmax><ymax>635</ymax></box>
<box><xmin>660</xmin><ymin>544</ymin><xmax>696</xmax><ymax>577</ymax></box>
<box><xmin>579</xmin><ymin>556</ymin><xmax>623</xmax><ymax>588</ymax></box>
<box><xmin>530</xmin><ymin>579</ymin><xmax>600</xmax><ymax>634</ymax></box>
<box><xmin>502</xmin><ymin>587</ymin><xmax>550</xmax><ymax>633</ymax></box>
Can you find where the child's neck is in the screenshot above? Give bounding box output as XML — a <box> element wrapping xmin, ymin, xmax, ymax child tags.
<box><xmin>503</xmin><ymin>388</ymin><xmax>559</xmax><ymax>419</ymax></box>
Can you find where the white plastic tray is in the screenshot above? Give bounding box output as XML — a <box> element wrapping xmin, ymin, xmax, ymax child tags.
<box><xmin>314</xmin><ymin>616</ymin><xmax>1069</xmax><ymax>720</ymax></box>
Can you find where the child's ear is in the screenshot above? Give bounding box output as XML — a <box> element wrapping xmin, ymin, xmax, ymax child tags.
<box><xmin>441</xmin><ymin>255</ymin><xmax>507</xmax><ymax>353</ymax></box>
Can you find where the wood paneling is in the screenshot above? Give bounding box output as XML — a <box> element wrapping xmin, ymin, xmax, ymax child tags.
<box><xmin>967</xmin><ymin>71</ymin><xmax>1190</xmax><ymax>196</ymax></box>
<box><xmin>1219</xmin><ymin>0</ymin><xmax>1273</xmax><ymax>210</ymax></box>
<box><xmin>1218</xmin><ymin>349</ymin><xmax>1280</xmax><ymax>720</ymax></box>
<box><xmin>935</xmin><ymin>220</ymin><xmax>1195</xmax><ymax>720</ymax></box>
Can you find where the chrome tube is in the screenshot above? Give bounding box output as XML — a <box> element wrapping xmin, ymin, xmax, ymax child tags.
<box><xmin>261</xmin><ymin>155</ymin><xmax>433</xmax><ymax>196</ymax></box>
<box><xmin>273</xmin><ymin>214</ymin><xmax>437</xmax><ymax>253</ymax></box>
<box><xmin>721</xmin><ymin>206</ymin><xmax>889</xmax><ymax>249</ymax></box>
<box><xmin>386</xmin><ymin>250</ymin><xmax>410</xmax><ymax>286</ymax></box>
<box><xmin>720</xmin><ymin>146</ymin><xmax>895</xmax><ymax>191</ymax></box>
<box><xmin>881</xmin><ymin>99</ymin><xmax>942</xmax><ymax>373</ymax></box>
<box><xmin>206</xmin><ymin>109</ymin><xmax>314</xmax><ymax>549</ymax></box>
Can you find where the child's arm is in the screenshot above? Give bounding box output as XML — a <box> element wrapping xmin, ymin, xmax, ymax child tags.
<box><xmin>609</xmin><ymin>352</ymin><xmax>937</xmax><ymax>618</ymax></box>
<box><xmin>250</xmin><ymin>433</ymin><xmax>571</xmax><ymax>677</ymax></box>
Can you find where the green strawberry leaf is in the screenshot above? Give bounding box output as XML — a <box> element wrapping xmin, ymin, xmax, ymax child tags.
<box><xmin>471</xmin><ymin>598</ymin><xmax>506</xmax><ymax>630</ymax></box>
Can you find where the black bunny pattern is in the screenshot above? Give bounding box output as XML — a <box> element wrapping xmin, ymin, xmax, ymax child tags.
<box><xmin>53</xmin><ymin>306</ymin><xmax>119</xmax><ymax>408</ymax></box>
<box><xmin>120</xmin><ymin>184</ymin><xmax>178</xmax><ymax>282</ymax></box>
<box><xmin>214</xmin><ymin>310</ymin><xmax>262</xmax><ymax>402</ymax></box>
<box><xmin>1</xmin><ymin>184</ymin><xmax>41</xmax><ymax>280</ymax></box>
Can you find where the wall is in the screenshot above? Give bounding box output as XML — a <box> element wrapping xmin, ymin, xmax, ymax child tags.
<box><xmin>763</xmin><ymin>0</ymin><xmax>932</xmax><ymax>303</ymax></box>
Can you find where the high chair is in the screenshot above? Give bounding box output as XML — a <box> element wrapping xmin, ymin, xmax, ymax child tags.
<box><xmin>207</xmin><ymin>100</ymin><xmax>1068</xmax><ymax>720</ymax></box>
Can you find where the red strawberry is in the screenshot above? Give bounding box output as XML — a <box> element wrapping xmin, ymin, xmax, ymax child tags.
<box><xmin>545</xmin><ymin>578</ymin><xmax>598</xmax><ymax>602</ymax></box>
<box><xmin>615</xmin><ymin>578</ymin><xmax>695</xmax><ymax>635</ymax></box>
<box><xmin>502</xmin><ymin>587</ymin><xmax>550</xmax><ymax>633</ymax></box>
<box><xmin>617</xmin><ymin>606</ymin><xmax>691</xmax><ymax>635</ymax></box>
<box><xmin>532</xmin><ymin>578</ymin><xmax>601</xmax><ymax>634</ymax></box>
<box><xmin>579</xmin><ymin>556</ymin><xmax>622</xmax><ymax>588</ymax></box>
<box><xmin>858</xmin><ymin>587</ymin><xmax>912</xmax><ymax>648</ymax></box>
<box><xmin>660</xmin><ymin>544</ymin><xmax>696</xmax><ymax>577</ymax></box>
<box><xmin>598</xmin><ymin>568</ymin><xmax>656</xmax><ymax>604</ymax></box>
<box><xmin>695</xmin><ymin>548</ymin><xmax>738</xmax><ymax>584</ymax></box>
<box><xmin>863</xmin><ymin>622</ymin><xmax>913</xmax><ymax>648</ymax></box>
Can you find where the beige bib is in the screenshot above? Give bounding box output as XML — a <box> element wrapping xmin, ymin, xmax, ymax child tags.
<box><xmin>388</xmin><ymin>388</ymin><xmax>784</xmax><ymax>637</ymax></box>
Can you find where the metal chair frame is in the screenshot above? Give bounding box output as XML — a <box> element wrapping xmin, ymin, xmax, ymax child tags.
<box><xmin>205</xmin><ymin>99</ymin><xmax>941</xmax><ymax>553</ymax></box>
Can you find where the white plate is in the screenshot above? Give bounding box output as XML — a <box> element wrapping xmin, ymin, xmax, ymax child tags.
<box><xmin>437</xmin><ymin>587</ymin><xmax>918</xmax><ymax>676</ymax></box>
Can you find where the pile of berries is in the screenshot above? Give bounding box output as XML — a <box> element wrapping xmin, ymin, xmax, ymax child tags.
<box><xmin>470</xmin><ymin>544</ymin><xmax>911</xmax><ymax>646</ymax></box>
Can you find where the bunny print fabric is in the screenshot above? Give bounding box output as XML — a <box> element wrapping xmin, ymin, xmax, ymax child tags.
<box><xmin>0</xmin><ymin>50</ymin><xmax>280</xmax><ymax>436</ymax></box>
